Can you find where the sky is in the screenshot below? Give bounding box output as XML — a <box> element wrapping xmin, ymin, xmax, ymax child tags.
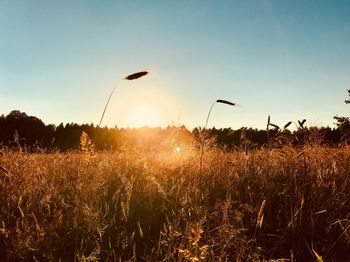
<box><xmin>1</xmin><ymin>0</ymin><xmax>350</xmax><ymax>129</ymax></box>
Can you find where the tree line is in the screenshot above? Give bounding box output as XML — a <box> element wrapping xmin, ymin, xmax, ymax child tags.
<box><xmin>0</xmin><ymin>110</ymin><xmax>349</xmax><ymax>152</ymax></box>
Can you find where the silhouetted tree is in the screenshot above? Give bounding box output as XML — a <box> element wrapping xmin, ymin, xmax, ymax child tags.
<box><xmin>0</xmin><ymin>110</ymin><xmax>348</xmax><ymax>151</ymax></box>
<box><xmin>334</xmin><ymin>116</ymin><xmax>350</xmax><ymax>142</ymax></box>
<box><xmin>345</xmin><ymin>89</ymin><xmax>350</xmax><ymax>104</ymax></box>
<box><xmin>0</xmin><ymin>110</ymin><xmax>52</xmax><ymax>150</ymax></box>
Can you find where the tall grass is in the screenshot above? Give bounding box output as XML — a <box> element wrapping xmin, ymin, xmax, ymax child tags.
<box><xmin>1</xmin><ymin>144</ymin><xmax>350</xmax><ymax>261</ymax></box>
<box><xmin>199</xmin><ymin>99</ymin><xmax>237</xmax><ymax>176</ymax></box>
<box><xmin>98</xmin><ymin>71</ymin><xmax>148</xmax><ymax>127</ymax></box>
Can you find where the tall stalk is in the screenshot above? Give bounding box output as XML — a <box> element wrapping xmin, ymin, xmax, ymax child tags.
<box><xmin>199</xmin><ymin>99</ymin><xmax>236</xmax><ymax>176</ymax></box>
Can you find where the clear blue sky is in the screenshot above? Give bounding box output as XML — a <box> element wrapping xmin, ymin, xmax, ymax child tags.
<box><xmin>1</xmin><ymin>0</ymin><xmax>349</xmax><ymax>129</ymax></box>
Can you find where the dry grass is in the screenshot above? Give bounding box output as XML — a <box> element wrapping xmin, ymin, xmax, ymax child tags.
<box><xmin>1</xmin><ymin>144</ymin><xmax>350</xmax><ymax>261</ymax></box>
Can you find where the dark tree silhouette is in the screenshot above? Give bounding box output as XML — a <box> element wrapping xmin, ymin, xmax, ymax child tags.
<box><xmin>0</xmin><ymin>110</ymin><xmax>53</xmax><ymax>150</ymax></box>
<box><xmin>329</xmin><ymin>90</ymin><xmax>350</xmax><ymax>142</ymax></box>
<box><xmin>0</xmin><ymin>110</ymin><xmax>347</xmax><ymax>151</ymax></box>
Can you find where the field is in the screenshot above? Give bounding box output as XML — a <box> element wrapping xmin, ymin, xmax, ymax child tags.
<box><xmin>1</xmin><ymin>144</ymin><xmax>350</xmax><ymax>261</ymax></box>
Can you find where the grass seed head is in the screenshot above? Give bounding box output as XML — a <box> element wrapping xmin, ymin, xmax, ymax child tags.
<box><xmin>125</xmin><ymin>71</ymin><xmax>148</xmax><ymax>80</ymax></box>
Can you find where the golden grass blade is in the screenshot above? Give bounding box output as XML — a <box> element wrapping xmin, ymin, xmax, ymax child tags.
<box><xmin>312</xmin><ymin>249</ymin><xmax>324</xmax><ymax>262</ymax></box>
<box><xmin>0</xmin><ymin>165</ymin><xmax>8</xmax><ymax>175</ymax></box>
<box><xmin>256</xmin><ymin>200</ymin><xmax>266</xmax><ymax>229</ymax></box>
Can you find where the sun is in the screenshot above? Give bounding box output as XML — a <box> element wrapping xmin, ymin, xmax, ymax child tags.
<box><xmin>128</xmin><ymin>105</ymin><xmax>159</xmax><ymax>127</ymax></box>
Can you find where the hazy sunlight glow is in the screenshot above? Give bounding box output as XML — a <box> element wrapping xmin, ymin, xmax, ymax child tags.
<box><xmin>129</xmin><ymin>105</ymin><xmax>159</xmax><ymax>127</ymax></box>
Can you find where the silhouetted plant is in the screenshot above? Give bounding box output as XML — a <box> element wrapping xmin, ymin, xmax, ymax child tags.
<box><xmin>199</xmin><ymin>99</ymin><xmax>237</xmax><ymax>176</ymax></box>
<box><xmin>345</xmin><ymin>89</ymin><xmax>350</xmax><ymax>104</ymax></box>
<box><xmin>98</xmin><ymin>71</ymin><xmax>149</xmax><ymax>127</ymax></box>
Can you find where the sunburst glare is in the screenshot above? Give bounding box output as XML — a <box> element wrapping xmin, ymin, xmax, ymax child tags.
<box><xmin>128</xmin><ymin>105</ymin><xmax>159</xmax><ymax>127</ymax></box>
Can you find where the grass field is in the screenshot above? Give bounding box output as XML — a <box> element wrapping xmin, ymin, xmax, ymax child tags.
<box><xmin>1</xmin><ymin>144</ymin><xmax>350</xmax><ymax>261</ymax></box>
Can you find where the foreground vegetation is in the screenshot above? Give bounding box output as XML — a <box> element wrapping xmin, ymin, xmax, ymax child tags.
<box><xmin>1</xmin><ymin>143</ymin><xmax>350</xmax><ymax>261</ymax></box>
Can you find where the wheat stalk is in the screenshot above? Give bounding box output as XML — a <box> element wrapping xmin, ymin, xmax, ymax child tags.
<box><xmin>199</xmin><ymin>99</ymin><xmax>237</xmax><ymax>176</ymax></box>
<box><xmin>98</xmin><ymin>71</ymin><xmax>149</xmax><ymax>127</ymax></box>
